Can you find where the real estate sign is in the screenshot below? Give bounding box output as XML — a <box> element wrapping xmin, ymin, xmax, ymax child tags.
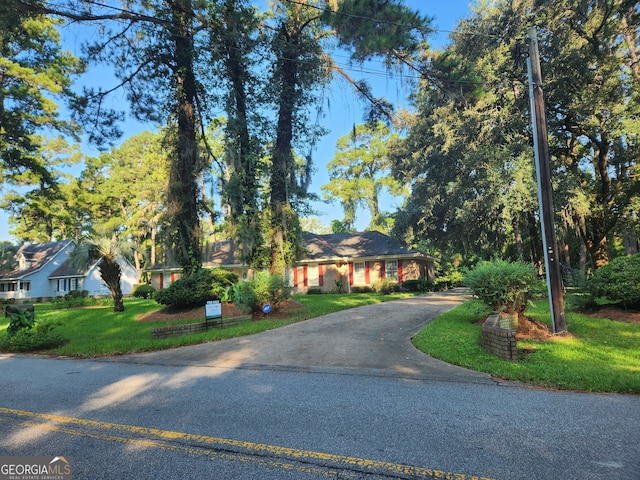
<box><xmin>205</xmin><ymin>300</ymin><xmax>222</xmax><ymax>320</ymax></box>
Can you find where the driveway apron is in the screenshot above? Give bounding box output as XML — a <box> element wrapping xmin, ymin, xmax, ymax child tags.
<box><xmin>108</xmin><ymin>291</ymin><xmax>494</xmax><ymax>383</ymax></box>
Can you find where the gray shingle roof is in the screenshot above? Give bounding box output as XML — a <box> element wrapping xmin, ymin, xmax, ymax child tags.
<box><xmin>0</xmin><ymin>240</ymin><xmax>74</xmax><ymax>280</ymax></box>
<box><xmin>49</xmin><ymin>258</ymin><xmax>91</xmax><ymax>278</ymax></box>
<box><xmin>205</xmin><ymin>240</ymin><xmax>241</xmax><ymax>267</ymax></box>
<box><xmin>146</xmin><ymin>232</ymin><xmax>432</xmax><ymax>271</ymax></box>
<box><xmin>302</xmin><ymin>231</ymin><xmax>428</xmax><ymax>262</ymax></box>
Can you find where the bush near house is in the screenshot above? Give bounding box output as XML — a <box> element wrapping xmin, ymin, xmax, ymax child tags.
<box><xmin>464</xmin><ymin>260</ymin><xmax>541</xmax><ymax>313</ymax></box>
<box><xmin>373</xmin><ymin>279</ymin><xmax>398</xmax><ymax>294</ymax></box>
<box><xmin>587</xmin><ymin>254</ymin><xmax>640</xmax><ymax>308</ymax></box>
<box><xmin>232</xmin><ymin>272</ymin><xmax>290</xmax><ymax>313</ymax></box>
<box><xmin>155</xmin><ymin>268</ymin><xmax>238</xmax><ymax>309</ymax></box>
<box><xmin>132</xmin><ymin>284</ymin><xmax>156</xmax><ymax>299</ymax></box>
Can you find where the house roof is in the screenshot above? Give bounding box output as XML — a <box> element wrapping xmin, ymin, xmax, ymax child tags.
<box><xmin>205</xmin><ymin>240</ymin><xmax>242</xmax><ymax>267</ymax></box>
<box><xmin>49</xmin><ymin>258</ymin><xmax>91</xmax><ymax>278</ymax></box>
<box><xmin>0</xmin><ymin>240</ymin><xmax>74</xmax><ymax>280</ymax></box>
<box><xmin>301</xmin><ymin>231</ymin><xmax>433</xmax><ymax>263</ymax></box>
<box><xmin>147</xmin><ymin>240</ymin><xmax>244</xmax><ymax>272</ymax></box>
<box><xmin>146</xmin><ymin>232</ymin><xmax>434</xmax><ymax>272</ymax></box>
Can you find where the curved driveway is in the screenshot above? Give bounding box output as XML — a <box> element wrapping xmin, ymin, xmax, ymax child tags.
<box><xmin>112</xmin><ymin>291</ymin><xmax>494</xmax><ymax>384</ymax></box>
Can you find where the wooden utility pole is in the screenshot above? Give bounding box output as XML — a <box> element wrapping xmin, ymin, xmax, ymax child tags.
<box><xmin>526</xmin><ymin>27</ymin><xmax>567</xmax><ymax>334</ymax></box>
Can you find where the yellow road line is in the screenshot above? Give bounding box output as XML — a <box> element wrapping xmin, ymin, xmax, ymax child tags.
<box><xmin>0</xmin><ymin>407</ymin><xmax>493</xmax><ymax>480</ymax></box>
<box><xmin>0</xmin><ymin>417</ymin><xmax>345</xmax><ymax>478</ymax></box>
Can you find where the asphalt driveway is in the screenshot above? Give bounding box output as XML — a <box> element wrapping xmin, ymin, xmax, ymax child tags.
<box><xmin>107</xmin><ymin>290</ymin><xmax>494</xmax><ymax>383</ymax></box>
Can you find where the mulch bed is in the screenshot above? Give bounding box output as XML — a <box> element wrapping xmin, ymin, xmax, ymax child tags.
<box><xmin>582</xmin><ymin>307</ymin><xmax>640</xmax><ymax>324</ymax></box>
<box><xmin>137</xmin><ymin>298</ymin><xmax>305</xmax><ymax>323</ymax></box>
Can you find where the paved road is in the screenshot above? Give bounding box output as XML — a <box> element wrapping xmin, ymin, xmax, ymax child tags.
<box><xmin>109</xmin><ymin>291</ymin><xmax>494</xmax><ymax>384</ymax></box>
<box><xmin>1</xmin><ymin>291</ymin><xmax>639</xmax><ymax>479</ymax></box>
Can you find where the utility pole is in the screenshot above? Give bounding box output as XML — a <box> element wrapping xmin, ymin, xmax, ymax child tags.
<box><xmin>526</xmin><ymin>26</ymin><xmax>567</xmax><ymax>334</ymax></box>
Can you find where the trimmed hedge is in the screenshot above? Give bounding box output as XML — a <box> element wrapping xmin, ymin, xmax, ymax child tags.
<box><xmin>464</xmin><ymin>260</ymin><xmax>540</xmax><ymax>313</ymax></box>
<box><xmin>132</xmin><ymin>284</ymin><xmax>156</xmax><ymax>299</ymax></box>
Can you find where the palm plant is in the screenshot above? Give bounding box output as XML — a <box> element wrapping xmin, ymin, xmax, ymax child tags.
<box><xmin>70</xmin><ymin>235</ymin><xmax>132</xmax><ymax>312</ymax></box>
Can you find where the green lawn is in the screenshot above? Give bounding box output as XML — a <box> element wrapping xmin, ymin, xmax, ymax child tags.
<box><xmin>412</xmin><ymin>298</ymin><xmax>640</xmax><ymax>394</ymax></box>
<box><xmin>0</xmin><ymin>292</ymin><xmax>416</xmax><ymax>358</ymax></box>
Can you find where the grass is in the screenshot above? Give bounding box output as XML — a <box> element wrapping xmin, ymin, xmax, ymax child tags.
<box><xmin>0</xmin><ymin>292</ymin><xmax>416</xmax><ymax>358</ymax></box>
<box><xmin>412</xmin><ymin>298</ymin><xmax>640</xmax><ymax>394</ymax></box>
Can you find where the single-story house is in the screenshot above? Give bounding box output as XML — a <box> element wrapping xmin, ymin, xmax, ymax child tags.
<box><xmin>0</xmin><ymin>240</ymin><xmax>139</xmax><ymax>302</ymax></box>
<box><xmin>290</xmin><ymin>231</ymin><xmax>436</xmax><ymax>294</ymax></box>
<box><xmin>148</xmin><ymin>239</ymin><xmax>250</xmax><ymax>291</ymax></box>
<box><xmin>148</xmin><ymin>231</ymin><xmax>436</xmax><ymax>294</ymax></box>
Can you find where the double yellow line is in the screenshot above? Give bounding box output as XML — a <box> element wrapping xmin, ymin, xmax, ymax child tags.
<box><xmin>0</xmin><ymin>407</ymin><xmax>492</xmax><ymax>479</ymax></box>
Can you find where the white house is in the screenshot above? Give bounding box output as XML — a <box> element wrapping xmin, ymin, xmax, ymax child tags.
<box><xmin>0</xmin><ymin>240</ymin><xmax>139</xmax><ymax>302</ymax></box>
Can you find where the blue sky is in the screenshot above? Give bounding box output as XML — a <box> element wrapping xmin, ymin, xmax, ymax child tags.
<box><xmin>0</xmin><ymin>0</ymin><xmax>473</xmax><ymax>243</ymax></box>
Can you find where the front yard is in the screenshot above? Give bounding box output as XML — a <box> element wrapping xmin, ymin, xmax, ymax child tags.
<box><xmin>412</xmin><ymin>298</ymin><xmax>640</xmax><ymax>394</ymax></box>
<box><xmin>0</xmin><ymin>292</ymin><xmax>416</xmax><ymax>357</ymax></box>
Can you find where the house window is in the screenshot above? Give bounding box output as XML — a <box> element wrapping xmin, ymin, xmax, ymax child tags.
<box><xmin>307</xmin><ymin>264</ymin><xmax>319</xmax><ymax>287</ymax></box>
<box><xmin>353</xmin><ymin>262</ymin><xmax>366</xmax><ymax>284</ymax></box>
<box><xmin>20</xmin><ymin>281</ymin><xmax>30</xmax><ymax>291</ymax></box>
<box><xmin>385</xmin><ymin>260</ymin><xmax>398</xmax><ymax>281</ymax></box>
<box><xmin>57</xmin><ymin>279</ymin><xmax>70</xmax><ymax>292</ymax></box>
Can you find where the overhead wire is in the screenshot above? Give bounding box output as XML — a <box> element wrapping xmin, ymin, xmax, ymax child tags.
<box><xmin>40</xmin><ymin>0</ymin><xmax>499</xmax><ymax>90</ymax></box>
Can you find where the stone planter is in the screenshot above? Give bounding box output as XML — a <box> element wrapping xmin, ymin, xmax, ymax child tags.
<box><xmin>497</xmin><ymin>311</ymin><xmax>519</xmax><ymax>331</ymax></box>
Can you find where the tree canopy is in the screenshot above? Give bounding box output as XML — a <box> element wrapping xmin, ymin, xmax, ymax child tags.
<box><xmin>390</xmin><ymin>0</ymin><xmax>640</xmax><ymax>273</ymax></box>
<box><xmin>0</xmin><ymin>0</ymin><xmax>83</xmax><ymax>187</ymax></box>
<box><xmin>3</xmin><ymin>0</ymin><xmax>637</xmax><ymax>280</ymax></box>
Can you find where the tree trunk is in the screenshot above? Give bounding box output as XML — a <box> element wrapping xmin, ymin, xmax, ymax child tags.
<box><xmin>527</xmin><ymin>211</ymin><xmax>544</xmax><ymax>274</ymax></box>
<box><xmin>513</xmin><ymin>218</ymin><xmax>524</xmax><ymax>259</ymax></box>
<box><xmin>621</xmin><ymin>12</ymin><xmax>640</xmax><ymax>82</ymax></box>
<box><xmin>168</xmin><ymin>0</ymin><xmax>201</xmax><ymax>274</ymax></box>
<box><xmin>150</xmin><ymin>226</ymin><xmax>157</xmax><ymax>266</ymax></box>
<box><xmin>623</xmin><ymin>227</ymin><xmax>639</xmax><ymax>255</ymax></box>
<box><xmin>270</xmin><ymin>25</ymin><xmax>298</xmax><ymax>275</ymax></box>
<box><xmin>99</xmin><ymin>260</ymin><xmax>124</xmax><ymax>312</ymax></box>
<box><xmin>220</xmin><ymin>4</ymin><xmax>260</xmax><ymax>264</ymax></box>
<box><xmin>579</xmin><ymin>240</ymin><xmax>587</xmax><ymax>275</ymax></box>
<box><xmin>588</xmin><ymin>233</ymin><xmax>610</xmax><ymax>269</ymax></box>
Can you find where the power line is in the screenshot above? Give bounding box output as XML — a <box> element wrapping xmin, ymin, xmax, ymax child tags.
<box><xmin>280</xmin><ymin>0</ymin><xmax>504</xmax><ymax>40</ymax></box>
<box><xmin>44</xmin><ymin>0</ymin><xmax>493</xmax><ymax>93</ymax></box>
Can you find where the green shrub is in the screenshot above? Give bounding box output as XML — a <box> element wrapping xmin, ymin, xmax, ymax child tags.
<box><xmin>418</xmin><ymin>278</ymin><xmax>435</xmax><ymax>292</ymax></box>
<box><xmin>401</xmin><ymin>280</ymin><xmax>420</xmax><ymax>292</ymax></box>
<box><xmin>7</xmin><ymin>308</ymin><xmax>36</xmax><ymax>336</ymax></box>
<box><xmin>232</xmin><ymin>272</ymin><xmax>290</xmax><ymax>313</ymax></box>
<box><xmin>132</xmin><ymin>284</ymin><xmax>156</xmax><ymax>299</ymax></box>
<box><xmin>53</xmin><ymin>294</ymin><xmax>106</xmax><ymax>309</ymax></box>
<box><xmin>351</xmin><ymin>286</ymin><xmax>373</xmax><ymax>293</ymax></box>
<box><xmin>307</xmin><ymin>287</ymin><xmax>323</xmax><ymax>295</ymax></box>
<box><xmin>402</xmin><ymin>278</ymin><xmax>434</xmax><ymax>292</ymax></box>
<box><xmin>464</xmin><ymin>259</ymin><xmax>540</xmax><ymax>313</ymax></box>
<box><xmin>433</xmin><ymin>271</ymin><xmax>465</xmax><ymax>291</ymax></box>
<box><xmin>64</xmin><ymin>290</ymin><xmax>88</xmax><ymax>300</ymax></box>
<box><xmin>373</xmin><ymin>279</ymin><xmax>398</xmax><ymax>294</ymax></box>
<box><xmin>587</xmin><ymin>254</ymin><xmax>640</xmax><ymax>308</ymax></box>
<box><xmin>0</xmin><ymin>321</ymin><xmax>65</xmax><ymax>352</ymax></box>
<box><xmin>155</xmin><ymin>268</ymin><xmax>238</xmax><ymax>309</ymax></box>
